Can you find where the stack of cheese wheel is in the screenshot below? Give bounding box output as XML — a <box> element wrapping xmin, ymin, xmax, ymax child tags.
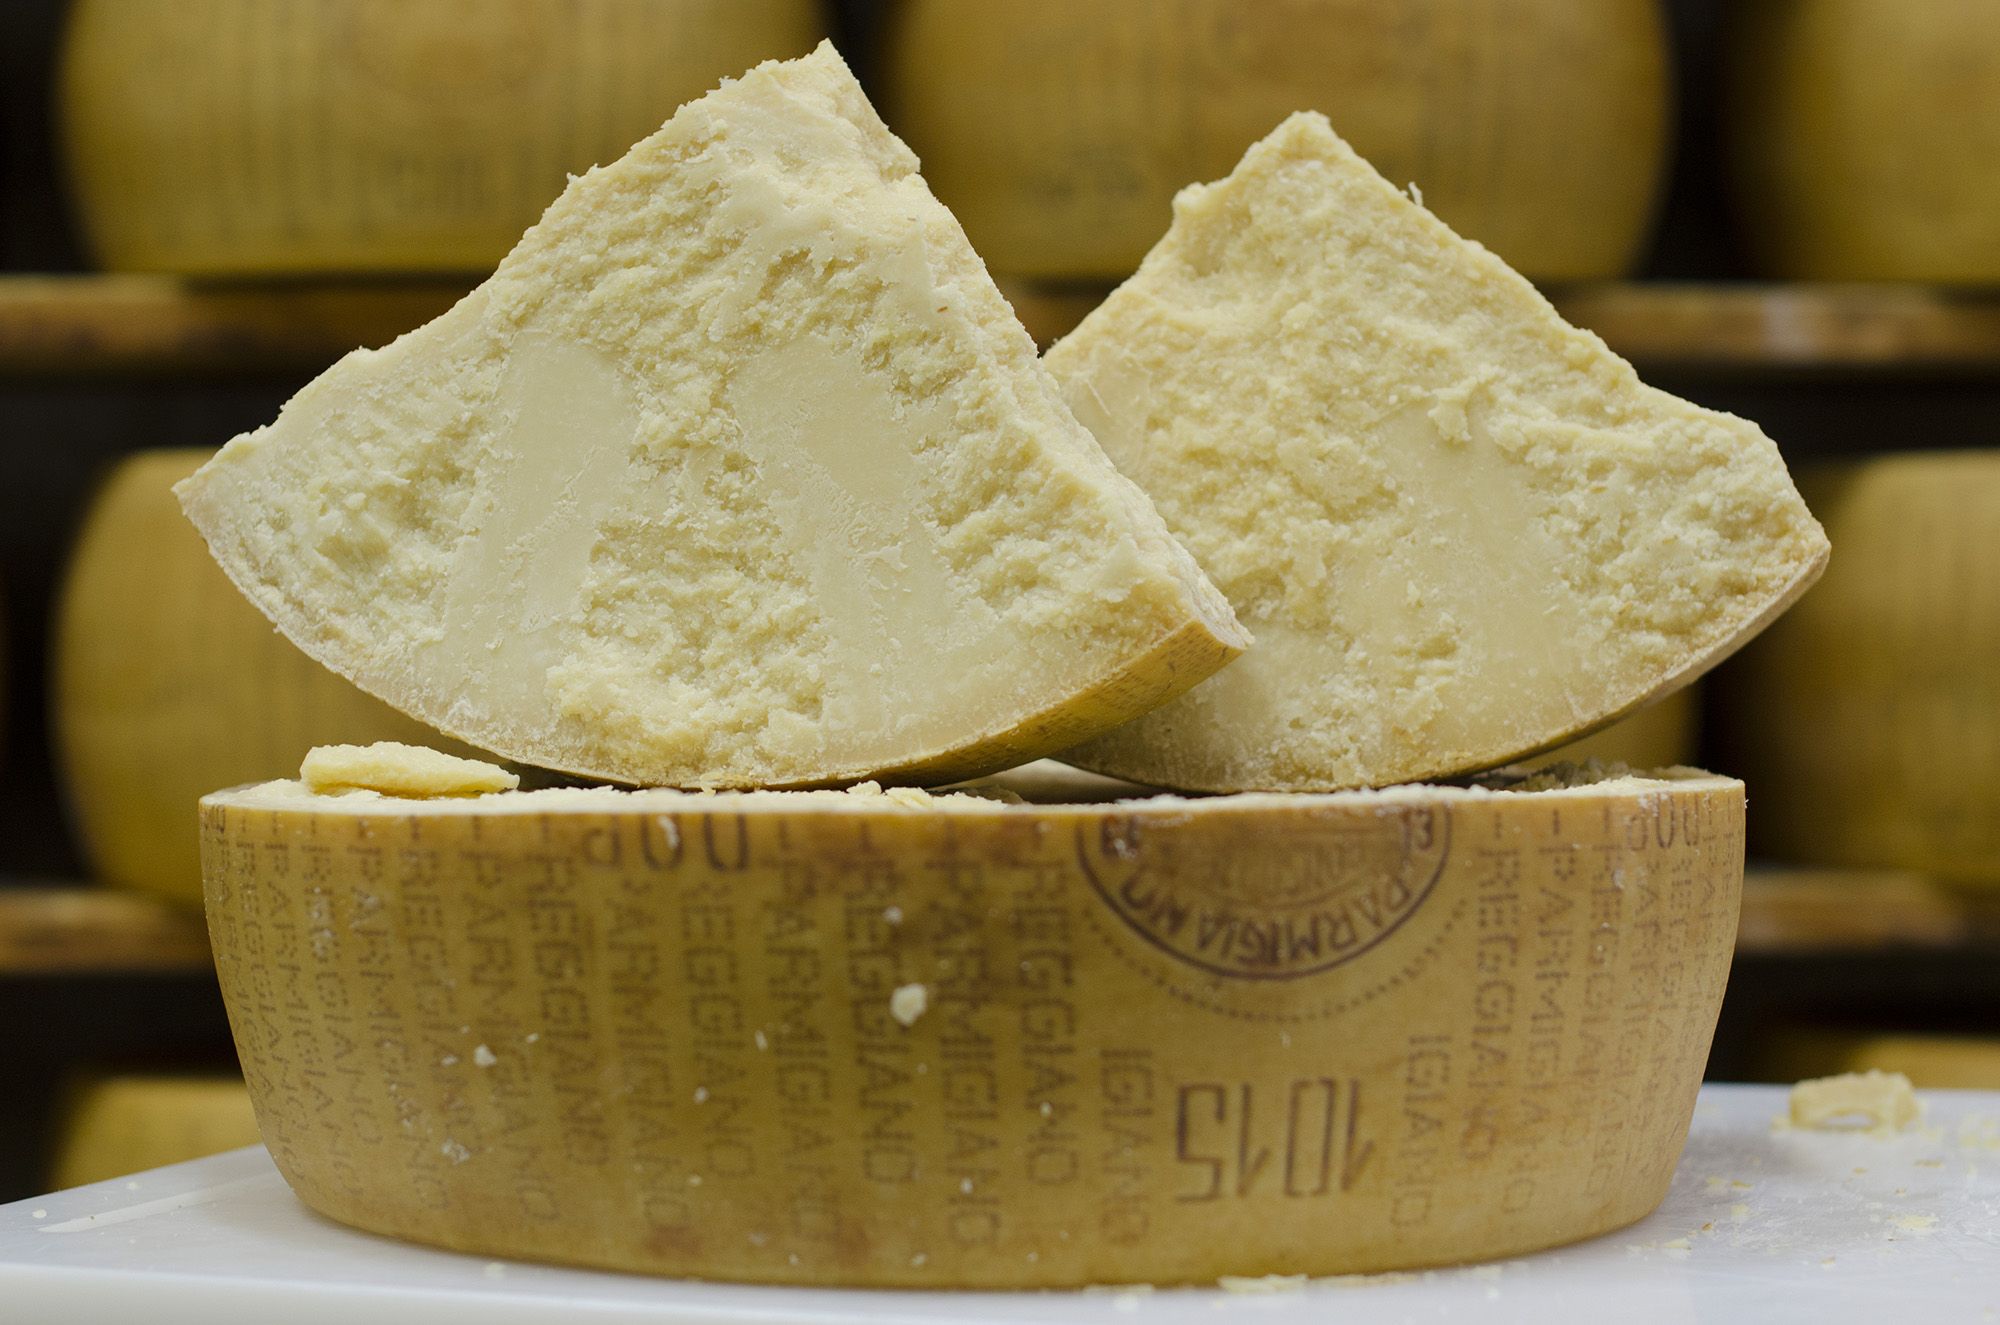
<box><xmin>53</xmin><ymin>450</ymin><xmax>480</xmax><ymax>908</ymax></box>
<box><xmin>1729</xmin><ymin>0</ymin><xmax>2000</xmax><ymax>282</ymax></box>
<box><xmin>58</xmin><ymin>0</ymin><xmax>825</xmax><ymax>273</ymax></box>
<box><xmin>880</xmin><ymin>0</ymin><xmax>1671</xmax><ymax>282</ymax></box>
<box><xmin>1717</xmin><ymin>453</ymin><xmax>2000</xmax><ymax>885</ymax></box>
<box><xmin>202</xmin><ymin>761</ymin><xmax>1745</xmax><ymax>1286</ymax></box>
<box><xmin>50</xmin><ymin>1074</ymin><xmax>261</xmax><ymax>1190</ymax></box>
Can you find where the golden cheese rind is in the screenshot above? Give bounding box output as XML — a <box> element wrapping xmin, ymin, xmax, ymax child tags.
<box><xmin>202</xmin><ymin>764</ymin><xmax>1744</xmax><ymax>1287</ymax></box>
<box><xmin>60</xmin><ymin>0</ymin><xmax>829</xmax><ymax>274</ymax></box>
<box><xmin>1046</xmin><ymin>112</ymin><xmax>1827</xmax><ymax>792</ymax></box>
<box><xmin>1718</xmin><ymin>453</ymin><xmax>2000</xmax><ymax>886</ymax></box>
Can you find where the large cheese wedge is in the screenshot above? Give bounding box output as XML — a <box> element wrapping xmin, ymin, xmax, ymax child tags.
<box><xmin>55</xmin><ymin>450</ymin><xmax>484</xmax><ymax>909</ymax></box>
<box><xmin>1045</xmin><ymin>113</ymin><xmax>1828</xmax><ymax>792</ymax></box>
<box><xmin>202</xmin><ymin>760</ymin><xmax>1743</xmax><ymax>1286</ymax></box>
<box><xmin>60</xmin><ymin>0</ymin><xmax>828</xmax><ymax>274</ymax></box>
<box><xmin>52</xmin><ymin>1074</ymin><xmax>261</xmax><ymax>1190</ymax></box>
<box><xmin>1716</xmin><ymin>453</ymin><xmax>2000</xmax><ymax>885</ymax></box>
<box><xmin>177</xmin><ymin>44</ymin><xmax>1244</xmax><ymax>790</ymax></box>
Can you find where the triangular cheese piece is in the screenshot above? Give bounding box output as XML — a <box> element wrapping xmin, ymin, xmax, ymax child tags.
<box><xmin>1044</xmin><ymin>112</ymin><xmax>1828</xmax><ymax>791</ymax></box>
<box><xmin>179</xmin><ymin>43</ymin><xmax>1244</xmax><ymax>788</ymax></box>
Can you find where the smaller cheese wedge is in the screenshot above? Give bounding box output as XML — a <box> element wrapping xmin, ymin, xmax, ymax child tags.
<box><xmin>1045</xmin><ymin>112</ymin><xmax>1828</xmax><ymax>791</ymax></box>
<box><xmin>178</xmin><ymin>42</ymin><xmax>1243</xmax><ymax>790</ymax></box>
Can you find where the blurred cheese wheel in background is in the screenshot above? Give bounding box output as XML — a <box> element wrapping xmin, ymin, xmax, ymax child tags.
<box><xmin>1730</xmin><ymin>0</ymin><xmax>2000</xmax><ymax>282</ymax></box>
<box><xmin>58</xmin><ymin>0</ymin><xmax>826</xmax><ymax>274</ymax></box>
<box><xmin>50</xmin><ymin>1074</ymin><xmax>259</xmax><ymax>1191</ymax></box>
<box><xmin>880</xmin><ymin>0</ymin><xmax>1671</xmax><ymax>281</ymax></box>
<box><xmin>1525</xmin><ymin>686</ymin><xmax>1698</xmax><ymax>772</ymax></box>
<box><xmin>1761</xmin><ymin>1030</ymin><xmax>2000</xmax><ymax>1092</ymax></box>
<box><xmin>1715</xmin><ymin>453</ymin><xmax>2000</xmax><ymax>886</ymax></box>
<box><xmin>53</xmin><ymin>450</ymin><xmax>483</xmax><ymax>909</ymax></box>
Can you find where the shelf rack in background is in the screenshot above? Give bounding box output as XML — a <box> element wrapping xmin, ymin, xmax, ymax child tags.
<box><xmin>6</xmin><ymin>278</ymin><xmax>2000</xmax><ymax>381</ymax></box>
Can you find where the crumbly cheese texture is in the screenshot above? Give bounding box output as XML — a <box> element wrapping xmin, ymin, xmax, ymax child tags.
<box><xmin>1045</xmin><ymin>112</ymin><xmax>1829</xmax><ymax>791</ymax></box>
<box><xmin>1788</xmin><ymin>1071</ymin><xmax>1920</xmax><ymax>1134</ymax></box>
<box><xmin>176</xmin><ymin>43</ymin><xmax>1242</xmax><ymax>789</ymax></box>
<box><xmin>300</xmin><ymin>742</ymin><xmax>519</xmax><ymax>797</ymax></box>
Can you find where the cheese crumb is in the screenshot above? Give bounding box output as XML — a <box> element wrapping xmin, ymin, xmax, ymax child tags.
<box><xmin>472</xmin><ymin>1044</ymin><xmax>497</xmax><ymax>1068</ymax></box>
<box><xmin>890</xmin><ymin>983</ymin><xmax>929</xmax><ymax>1026</ymax></box>
<box><xmin>1789</xmin><ymin>1071</ymin><xmax>1920</xmax><ymax>1134</ymax></box>
<box><xmin>1218</xmin><ymin>1274</ymin><xmax>1309</xmax><ymax>1293</ymax></box>
<box><xmin>301</xmin><ymin>742</ymin><xmax>518</xmax><ymax>797</ymax></box>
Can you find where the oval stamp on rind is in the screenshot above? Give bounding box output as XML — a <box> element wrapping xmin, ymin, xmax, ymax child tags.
<box><xmin>1074</xmin><ymin>804</ymin><xmax>1452</xmax><ymax>989</ymax></box>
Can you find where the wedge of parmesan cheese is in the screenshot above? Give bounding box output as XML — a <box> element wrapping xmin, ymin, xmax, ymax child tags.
<box><xmin>1044</xmin><ymin>112</ymin><xmax>1828</xmax><ymax>791</ymax></box>
<box><xmin>177</xmin><ymin>42</ymin><xmax>1243</xmax><ymax>789</ymax></box>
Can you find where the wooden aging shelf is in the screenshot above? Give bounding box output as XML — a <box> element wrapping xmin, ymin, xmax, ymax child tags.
<box><xmin>998</xmin><ymin>279</ymin><xmax>2000</xmax><ymax>374</ymax></box>
<box><xmin>0</xmin><ymin>887</ymin><xmax>210</xmax><ymax>976</ymax></box>
<box><xmin>3</xmin><ymin>277</ymin><xmax>2000</xmax><ymax>379</ymax></box>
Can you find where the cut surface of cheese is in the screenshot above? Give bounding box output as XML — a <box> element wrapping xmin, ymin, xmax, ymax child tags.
<box><xmin>299</xmin><ymin>742</ymin><xmax>518</xmax><ymax>797</ymax></box>
<box><xmin>1716</xmin><ymin>454</ymin><xmax>2000</xmax><ymax>885</ymax></box>
<box><xmin>1045</xmin><ymin>113</ymin><xmax>1828</xmax><ymax>792</ymax></box>
<box><xmin>60</xmin><ymin>0</ymin><xmax>828</xmax><ymax>274</ymax></box>
<box><xmin>51</xmin><ymin>1074</ymin><xmax>261</xmax><ymax>1191</ymax></box>
<box><xmin>177</xmin><ymin>43</ymin><xmax>1243</xmax><ymax>791</ymax></box>
<box><xmin>53</xmin><ymin>450</ymin><xmax>483</xmax><ymax>909</ymax></box>
<box><xmin>203</xmin><ymin>762</ymin><xmax>1743</xmax><ymax>1286</ymax></box>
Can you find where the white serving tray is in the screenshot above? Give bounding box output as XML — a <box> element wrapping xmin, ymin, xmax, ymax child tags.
<box><xmin>2</xmin><ymin>1084</ymin><xmax>1996</xmax><ymax>1324</ymax></box>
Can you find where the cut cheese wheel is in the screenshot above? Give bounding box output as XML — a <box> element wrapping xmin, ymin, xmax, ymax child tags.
<box><xmin>51</xmin><ymin>1074</ymin><xmax>261</xmax><ymax>1190</ymax></box>
<box><xmin>1729</xmin><ymin>0</ymin><xmax>2000</xmax><ymax>283</ymax></box>
<box><xmin>54</xmin><ymin>450</ymin><xmax>481</xmax><ymax>909</ymax></box>
<box><xmin>1525</xmin><ymin>686</ymin><xmax>1698</xmax><ymax>773</ymax></box>
<box><xmin>1044</xmin><ymin>113</ymin><xmax>1828</xmax><ymax>792</ymax></box>
<box><xmin>202</xmin><ymin>762</ymin><xmax>1743</xmax><ymax>1286</ymax></box>
<box><xmin>879</xmin><ymin>0</ymin><xmax>1670</xmax><ymax>281</ymax></box>
<box><xmin>176</xmin><ymin>43</ymin><xmax>1245</xmax><ymax>791</ymax></box>
<box><xmin>59</xmin><ymin>0</ymin><xmax>826</xmax><ymax>274</ymax></box>
<box><xmin>1716</xmin><ymin>453</ymin><xmax>2000</xmax><ymax>885</ymax></box>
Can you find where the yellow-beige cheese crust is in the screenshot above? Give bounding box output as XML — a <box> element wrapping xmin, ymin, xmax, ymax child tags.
<box><xmin>202</xmin><ymin>761</ymin><xmax>1742</xmax><ymax>1286</ymax></box>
